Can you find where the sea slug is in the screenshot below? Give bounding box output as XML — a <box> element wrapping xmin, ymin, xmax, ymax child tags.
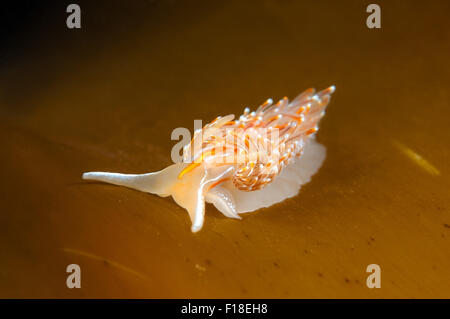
<box><xmin>83</xmin><ymin>86</ymin><xmax>335</xmax><ymax>232</ymax></box>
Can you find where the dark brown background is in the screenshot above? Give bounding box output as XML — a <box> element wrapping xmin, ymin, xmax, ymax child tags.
<box><xmin>0</xmin><ymin>0</ymin><xmax>449</xmax><ymax>298</ymax></box>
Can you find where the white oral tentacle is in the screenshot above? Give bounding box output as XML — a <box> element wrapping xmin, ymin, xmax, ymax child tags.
<box><xmin>205</xmin><ymin>186</ymin><xmax>239</xmax><ymax>219</ymax></box>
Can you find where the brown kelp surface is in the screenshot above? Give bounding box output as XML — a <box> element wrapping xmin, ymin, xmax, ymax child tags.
<box><xmin>0</xmin><ymin>0</ymin><xmax>449</xmax><ymax>298</ymax></box>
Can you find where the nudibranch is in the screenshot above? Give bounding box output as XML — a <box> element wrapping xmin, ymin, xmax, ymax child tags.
<box><xmin>83</xmin><ymin>86</ymin><xmax>335</xmax><ymax>232</ymax></box>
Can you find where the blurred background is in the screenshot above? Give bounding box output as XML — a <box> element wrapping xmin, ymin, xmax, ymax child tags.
<box><xmin>0</xmin><ymin>0</ymin><xmax>449</xmax><ymax>298</ymax></box>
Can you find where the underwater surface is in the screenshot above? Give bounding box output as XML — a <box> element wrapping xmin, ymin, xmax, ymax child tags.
<box><xmin>0</xmin><ymin>0</ymin><xmax>449</xmax><ymax>298</ymax></box>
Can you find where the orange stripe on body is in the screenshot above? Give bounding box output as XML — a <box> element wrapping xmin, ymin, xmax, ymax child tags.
<box><xmin>208</xmin><ymin>177</ymin><xmax>231</xmax><ymax>191</ymax></box>
<box><xmin>178</xmin><ymin>163</ymin><xmax>201</xmax><ymax>179</ymax></box>
<box><xmin>178</xmin><ymin>150</ymin><xmax>214</xmax><ymax>179</ymax></box>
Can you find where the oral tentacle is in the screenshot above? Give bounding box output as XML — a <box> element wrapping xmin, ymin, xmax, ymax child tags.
<box><xmin>205</xmin><ymin>185</ymin><xmax>240</xmax><ymax>219</ymax></box>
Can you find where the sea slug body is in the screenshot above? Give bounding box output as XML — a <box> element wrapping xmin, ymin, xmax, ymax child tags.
<box><xmin>83</xmin><ymin>86</ymin><xmax>335</xmax><ymax>232</ymax></box>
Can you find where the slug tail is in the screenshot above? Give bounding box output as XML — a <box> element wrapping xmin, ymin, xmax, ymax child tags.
<box><xmin>82</xmin><ymin>163</ymin><xmax>186</xmax><ymax>197</ymax></box>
